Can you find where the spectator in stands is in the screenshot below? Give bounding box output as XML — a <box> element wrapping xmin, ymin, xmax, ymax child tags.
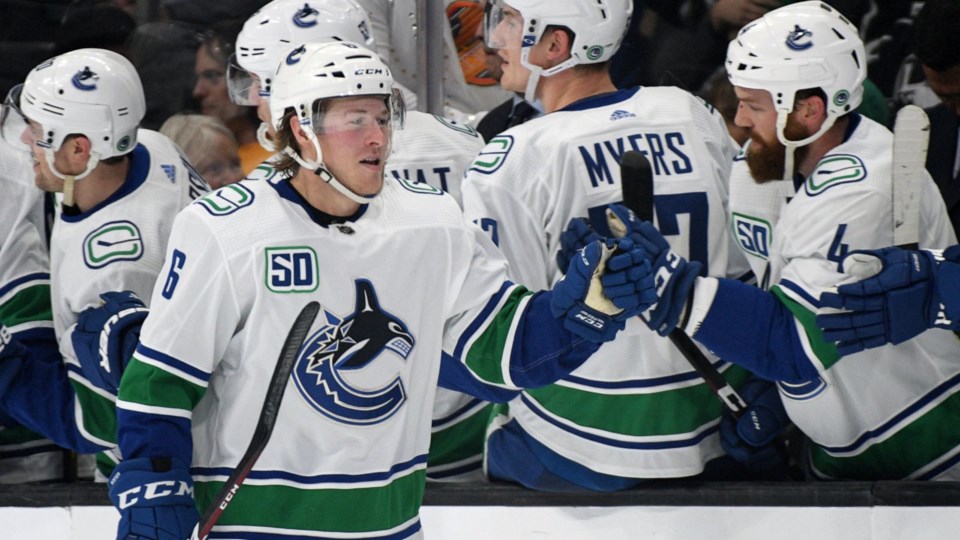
<box><xmin>160</xmin><ymin>114</ymin><xmax>243</xmax><ymax>189</ymax></box>
<box><xmin>913</xmin><ymin>0</ymin><xmax>960</xmax><ymax>239</ymax></box>
<box><xmin>193</xmin><ymin>20</ymin><xmax>271</xmax><ymax>174</ymax></box>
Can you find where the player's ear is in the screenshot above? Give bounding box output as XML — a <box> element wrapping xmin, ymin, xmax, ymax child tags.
<box><xmin>290</xmin><ymin>116</ymin><xmax>312</xmax><ymax>146</ymax></box>
<box><xmin>65</xmin><ymin>134</ymin><xmax>92</xmax><ymax>164</ymax></box>
<box><xmin>794</xmin><ymin>94</ymin><xmax>826</xmax><ymax>122</ymax></box>
<box><xmin>544</xmin><ymin>27</ymin><xmax>573</xmax><ymax>62</ymax></box>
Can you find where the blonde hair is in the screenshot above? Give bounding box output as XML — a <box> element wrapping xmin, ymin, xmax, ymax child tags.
<box><xmin>159</xmin><ymin>113</ymin><xmax>237</xmax><ymax>164</ymax></box>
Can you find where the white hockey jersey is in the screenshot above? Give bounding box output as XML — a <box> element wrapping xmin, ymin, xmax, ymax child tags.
<box><xmin>462</xmin><ymin>86</ymin><xmax>751</xmax><ymax>481</ymax></box>
<box><xmin>50</xmin><ymin>129</ymin><xmax>206</xmax><ymax>453</ymax></box>
<box><xmin>118</xmin><ymin>175</ymin><xmax>561</xmax><ymax>537</ymax></box>
<box><xmin>387</xmin><ymin>110</ymin><xmax>484</xmax><ymax>206</ymax></box>
<box><xmin>0</xmin><ymin>140</ymin><xmax>64</xmax><ymax>483</ymax></box>
<box><xmin>727</xmin><ymin>114</ymin><xmax>960</xmax><ymax>480</ymax></box>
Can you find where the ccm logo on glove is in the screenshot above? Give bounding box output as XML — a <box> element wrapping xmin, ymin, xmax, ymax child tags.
<box><xmin>113</xmin><ymin>479</ymin><xmax>194</xmax><ymax>509</ymax></box>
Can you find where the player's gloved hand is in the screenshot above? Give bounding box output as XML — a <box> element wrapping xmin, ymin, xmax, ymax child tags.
<box><xmin>551</xmin><ymin>240</ymin><xmax>627</xmax><ymax>342</ymax></box>
<box><xmin>109</xmin><ymin>457</ymin><xmax>198</xmax><ymax>540</ymax></box>
<box><xmin>556</xmin><ymin>217</ymin><xmax>602</xmax><ymax>275</ymax></box>
<box><xmin>72</xmin><ymin>291</ymin><xmax>149</xmax><ymax>393</ymax></box>
<box><xmin>817</xmin><ymin>246</ymin><xmax>960</xmax><ymax>356</ymax></box>
<box><xmin>627</xmin><ymin>221</ymin><xmax>703</xmax><ymax>336</ymax></box>
<box><xmin>719</xmin><ymin>378</ymin><xmax>790</xmax><ymax>471</ymax></box>
<box><xmin>601</xmin><ymin>237</ymin><xmax>657</xmax><ymax>318</ymax></box>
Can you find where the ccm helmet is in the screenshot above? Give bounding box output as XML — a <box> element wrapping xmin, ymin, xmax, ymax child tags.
<box><xmin>270</xmin><ymin>41</ymin><xmax>403</xmax><ymax>204</ymax></box>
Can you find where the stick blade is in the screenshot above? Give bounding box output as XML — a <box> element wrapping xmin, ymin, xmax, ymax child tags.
<box><xmin>621</xmin><ymin>150</ymin><xmax>655</xmax><ymax>223</ymax></box>
<box><xmin>892</xmin><ymin>105</ymin><xmax>930</xmax><ymax>249</ymax></box>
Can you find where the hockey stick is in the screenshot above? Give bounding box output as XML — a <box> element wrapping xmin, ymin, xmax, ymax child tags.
<box><xmin>190</xmin><ymin>301</ymin><xmax>321</xmax><ymax>540</ymax></box>
<box><xmin>619</xmin><ymin>150</ymin><xmax>746</xmax><ymax>418</ymax></box>
<box><xmin>891</xmin><ymin>105</ymin><xmax>930</xmax><ymax>249</ymax></box>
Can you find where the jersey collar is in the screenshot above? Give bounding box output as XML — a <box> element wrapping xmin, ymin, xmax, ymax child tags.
<box><xmin>271</xmin><ymin>176</ymin><xmax>368</xmax><ymax>228</ymax></box>
<box><xmin>557</xmin><ymin>87</ymin><xmax>641</xmax><ymax>113</ymax></box>
<box><xmin>60</xmin><ymin>143</ymin><xmax>150</xmax><ymax>223</ymax></box>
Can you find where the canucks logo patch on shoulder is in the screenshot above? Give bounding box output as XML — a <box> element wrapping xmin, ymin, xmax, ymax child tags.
<box><xmin>83</xmin><ymin>220</ymin><xmax>143</xmax><ymax>269</ymax></box>
<box><xmin>469</xmin><ymin>135</ymin><xmax>513</xmax><ymax>175</ymax></box>
<box><xmin>196</xmin><ymin>184</ymin><xmax>255</xmax><ymax>215</ymax></box>
<box><xmin>293</xmin><ymin>279</ymin><xmax>414</xmax><ymax>425</ymax></box>
<box><xmin>434</xmin><ymin>115</ymin><xmax>479</xmax><ymax>137</ymax></box>
<box><xmin>805</xmin><ymin>154</ymin><xmax>867</xmax><ymax>196</ymax></box>
<box><xmin>732</xmin><ymin>212</ymin><xmax>772</xmax><ymax>259</ymax></box>
<box><xmin>266</xmin><ymin>247</ymin><xmax>318</xmax><ymax>293</ymax></box>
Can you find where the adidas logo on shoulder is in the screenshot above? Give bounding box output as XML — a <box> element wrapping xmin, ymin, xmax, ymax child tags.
<box><xmin>610</xmin><ymin>110</ymin><xmax>636</xmax><ymax>121</ymax></box>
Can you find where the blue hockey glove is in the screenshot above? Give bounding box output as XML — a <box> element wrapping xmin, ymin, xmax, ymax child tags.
<box><xmin>109</xmin><ymin>457</ymin><xmax>198</xmax><ymax>540</ymax></box>
<box><xmin>719</xmin><ymin>378</ymin><xmax>790</xmax><ymax>471</ymax></box>
<box><xmin>601</xmin><ymin>237</ymin><xmax>657</xmax><ymax>318</ymax></box>
<box><xmin>556</xmin><ymin>217</ymin><xmax>603</xmax><ymax>276</ymax></box>
<box><xmin>72</xmin><ymin>291</ymin><xmax>149</xmax><ymax>393</ymax></box>
<box><xmin>551</xmin><ymin>240</ymin><xmax>626</xmax><ymax>342</ymax></box>
<box><xmin>817</xmin><ymin>246</ymin><xmax>960</xmax><ymax>356</ymax></box>
<box><xmin>628</xmin><ymin>221</ymin><xmax>702</xmax><ymax>336</ymax></box>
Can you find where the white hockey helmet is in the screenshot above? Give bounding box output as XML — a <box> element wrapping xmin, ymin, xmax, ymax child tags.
<box><xmin>270</xmin><ymin>41</ymin><xmax>404</xmax><ymax>204</ymax></box>
<box><xmin>726</xmin><ymin>1</ymin><xmax>866</xmax><ymax>149</ymax></box>
<box><xmin>229</xmin><ymin>0</ymin><xmax>375</xmax><ymax>106</ymax></box>
<box><xmin>6</xmin><ymin>49</ymin><xmax>144</xmax><ymax>162</ymax></box>
<box><xmin>483</xmin><ymin>0</ymin><xmax>632</xmax><ymax>101</ymax></box>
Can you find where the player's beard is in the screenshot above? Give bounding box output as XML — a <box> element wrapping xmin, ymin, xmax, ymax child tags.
<box><xmin>745</xmin><ymin>117</ymin><xmax>812</xmax><ymax>184</ymax></box>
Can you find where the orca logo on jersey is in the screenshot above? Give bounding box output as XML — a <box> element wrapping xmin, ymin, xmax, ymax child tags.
<box><xmin>805</xmin><ymin>154</ymin><xmax>867</xmax><ymax>197</ymax></box>
<box><xmin>292</xmin><ymin>3</ymin><xmax>319</xmax><ymax>28</ymax></box>
<box><xmin>785</xmin><ymin>25</ymin><xmax>813</xmax><ymax>51</ymax></box>
<box><xmin>292</xmin><ymin>279</ymin><xmax>414</xmax><ymax>425</ymax></box>
<box><xmin>468</xmin><ymin>135</ymin><xmax>513</xmax><ymax>175</ymax></box>
<box><xmin>83</xmin><ymin>220</ymin><xmax>144</xmax><ymax>269</ymax></box>
<box><xmin>732</xmin><ymin>212</ymin><xmax>772</xmax><ymax>260</ymax></box>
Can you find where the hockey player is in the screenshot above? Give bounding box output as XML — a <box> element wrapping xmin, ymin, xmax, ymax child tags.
<box><xmin>0</xmin><ymin>48</ymin><xmax>208</xmax><ymax>476</ymax></box>
<box><xmin>0</xmin><ymin>139</ymin><xmax>67</xmax><ymax>483</ymax></box>
<box><xmin>228</xmin><ymin>0</ymin><xmax>487</xmax><ymax>479</ymax></box>
<box><xmin>106</xmin><ymin>41</ymin><xmax>655</xmax><ymax>539</ymax></box>
<box><xmin>627</xmin><ymin>2</ymin><xmax>960</xmax><ymax>480</ymax></box>
<box><xmin>461</xmin><ymin>0</ymin><xmax>755</xmax><ymax>490</ymax></box>
<box><xmin>229</xmin><ymin>0</ymin><xmax>484</xmax><ymax>203</ymax></box>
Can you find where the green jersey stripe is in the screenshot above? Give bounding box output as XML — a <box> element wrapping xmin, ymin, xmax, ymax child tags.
<box><xmin>771</xmin><ymin>285</ymin><xmax>840</xmax><ymax>369</ymax></box>
<box><xmin>194</xmin><ymin>469</ymin><xmax>426</xmax><ymax>533</ymax></box>
<box><xmin>119</xmin><ymin>358</ymin><xmax>206</xmax><ymax>412</ymax></box>
<box><xmin>428</xmin><ymin>404</ymin><xmax>491</xmax><ymax>466</ymax></box>
<box><xmin>464</xmin><ymin>286</ymin><xmax>533</xmax><ymax>385</ymax></box>
<box><xmin>524</xmin><ymin>365</ymin><xmax>750</xmax><ymax>437</ymax></box>
<box><xmin>0</xmin><ymin>284</ymin><xmax>52</xmax><ymax>327</ymax></box>
<box><xmin>810</xmin><ymin>387</ymin><xmax>960</xmax><ymax>480</ymax></box>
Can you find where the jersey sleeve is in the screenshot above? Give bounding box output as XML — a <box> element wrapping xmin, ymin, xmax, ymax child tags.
<box><xmin>438</xmin><ymin>219</ymin><xmax>599</xmax><ymax>399</ymax></box>
<box><xmin>461</xmin><ymin>138</ymin><xmax>554</xmax><ymax>290</ymax></box>
<box><xmin>116</xmin><ymin>207</ymin><xmax>241</xmax><ymax>463</ymax></box>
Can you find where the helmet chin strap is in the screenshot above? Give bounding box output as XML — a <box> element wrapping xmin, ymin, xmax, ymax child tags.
<box><xmin>43</xmin><ymin>147</ymin><xmax>100</xmax><ymax>207</ymax></box>
<box><xmin>775</xmin><ymin>111</ymin><xmax>837</xmax><ymax>181</ymax></box>
<box><xmin>519</xmin><ymin>43</ymin><xmax>580</xmax><ymax>104</ymax></box>
<box><xmin>256</xmin><ymin>123</ymin><xmax>278</xmax><ymax>153</ymax></box>
<box><xmin>283</xmin><ymin>129</ymin><xmax>376</xmax><ymax>206</ymax></box>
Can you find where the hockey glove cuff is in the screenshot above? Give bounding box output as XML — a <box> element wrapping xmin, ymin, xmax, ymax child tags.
<box><xmin>109</xmin><ymin>456</ymin><xmax>198</xmax><ymax>540</ymax></box>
